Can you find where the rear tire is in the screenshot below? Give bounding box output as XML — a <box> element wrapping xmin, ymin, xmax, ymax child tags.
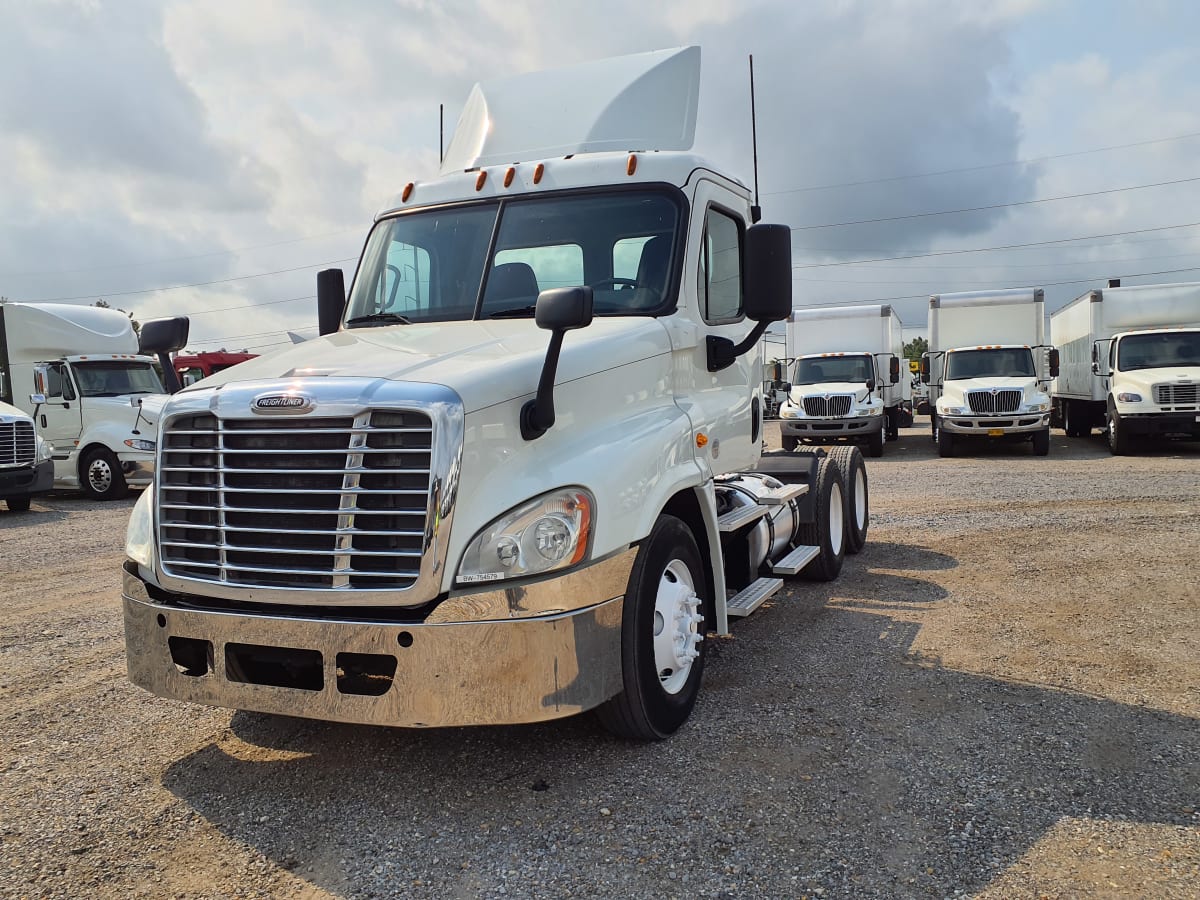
<box><xmin>1031</xmin><ymin>427</ymin><xmax>1050</xmax><ymax>456</ymax></box>
<box><xmin>827</xmin><ymin>445</ymin><xmax>867</xmax><ymax>554</ymax></box>
<box><xmin>596</xmin><ymin>515</ymin><xmax>708</xmax><ymax>741</ymax></box>
<box><xmin>1064</xmin><ymin>401</ymin><xmax>1087</xmax><ymax>438</ymax></box>
<box><xmin>781</xmin><ymin>434</ymin><xmax>799</xmax><ymax>452</ymax></box>
<box><xmin>5</xmin><ymin>497</ymin><xmax>32</xmax><ymax>513</ymax></box>
<box><xmin>81</xmin><ymin>447</ymin><xmax>129</xmax><ymax>500</ymax></box>
<box><xmin>798</xmin><ymin>456</ymin><xmax>846</xmax><ymax>582</ymax></box>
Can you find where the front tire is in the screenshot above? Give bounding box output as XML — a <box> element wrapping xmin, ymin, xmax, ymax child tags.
<box><xmin>5</xmin><ymin>497</ymin><xmax>32</xmax><ymax>513</ymax></box>
<box><xmin>1106</xmin><ymin>408</ymin><xmax>1131</xmax><ymax>456</ymax></box>
<box><xmin>1031</xmin><ymin>427</ymin><xmax>1050</xmax><ymax>456</ymax></box>
<box><xmin>81</xmin><ymin>447</ymin><xmax>129</xmax><ymax>500</ymax></box>
<box><xmin>935</xmin><ymin>419</ymin><xmax>955</xmax><ymax>458</ymax></box>
<box><xmin>596</xmin><ymin>515</ymin><xmax>708</xmax><ymax>741</ymax></box>
<box><xmin>866</xmin><ymin>427</ymin><xmax>884</xmax><ymax>458</ymax></box>
<box><xmin>798</xmin><ymin>456</ymin><xmax>846</xmax><ymax>581</ymax></box>
<box><xmin>781</xmin><ymin>434</ymin><xmax>799</xmax><ymax>452</ymax></box>
<box><xmin>827</xmin><ymin>445</ymin><xmax>868</xmax><ymax>554</ymax></box>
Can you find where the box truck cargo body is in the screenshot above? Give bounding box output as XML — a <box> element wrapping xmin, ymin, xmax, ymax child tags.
<box><xmin>1050</xmin><ymin>281</ymin><xmax>1200</xmax><ymax>453</ymax></box>
<box><xmin>924</xmin><ymin>289</ymin><xmax>1056</xmax><ymax>457</ymax></box>
<box><xmin>0</xmin><ymin>301</ymin><xmax>170</xmax><ymax>498</ymax></box>
<box><xmin>778</xmin><ymin>304</ymin><xmax>909</xmax><ymax>457</ymax></box>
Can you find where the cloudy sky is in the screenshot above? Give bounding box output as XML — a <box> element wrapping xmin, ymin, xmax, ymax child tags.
<box><xmin>3</xmin><ymin>0</ymin><xmax>1199</xmax><ymax>354</ymax></box>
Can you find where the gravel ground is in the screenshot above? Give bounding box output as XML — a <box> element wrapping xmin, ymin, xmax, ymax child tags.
<box><xmin>1</xmin><ymin>422</ymin><xmax>1197</xmax><ymax>899</ymax></box>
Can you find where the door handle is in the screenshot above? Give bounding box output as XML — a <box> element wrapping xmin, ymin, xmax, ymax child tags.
<box><xmin>41</xmin><ymin>415</ymin><xmax>47</xmax><ymax>428</ymax></box>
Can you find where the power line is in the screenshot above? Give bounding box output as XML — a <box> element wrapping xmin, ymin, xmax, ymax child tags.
<box><xmin>21</xmin><ymin>259</ymin><xmax>355</xmax><ymax>303</ymax></box>
<box><xmin>183</xmin><ymin>294</ymin><xmax>316</xmax><ymax>316</ymax></box>
<box><xmin>789</xmin><ymin>176</ymin><xmax>1200</xmax><ymax>231</ymax></box>
<box><xmin>791</xmin><ymin>221</ymin><xmax>1200</xmax><ymax>269</ymax></box>
<box><xmin>765</xmin><ymin>129</ymin><xmax>1200</xmax><ymax>196</ymax></box>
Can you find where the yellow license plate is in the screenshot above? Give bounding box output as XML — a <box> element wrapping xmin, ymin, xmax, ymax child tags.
<box><xmin>987</xmin><ymin>428</ymin><xmax>1004</xmax><ymax>437</ymax></box>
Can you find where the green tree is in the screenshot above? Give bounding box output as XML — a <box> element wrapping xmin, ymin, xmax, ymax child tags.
<box><xmin>903</xmin><ymin>336</ymin><xmax>928</xmax><ymax>360</ymax></box>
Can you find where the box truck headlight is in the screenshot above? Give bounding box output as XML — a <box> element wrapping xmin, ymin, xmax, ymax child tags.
<box><xmin>779</xmin><ymin>403</ymin><xmax>799</xmax><ymax>419</ymax></box>
<box><xmin>1026</xmin><ymin>400</ymin><xmax>1050</xmax><ymax>412</ymax></box>
<box><xmin>124</xmin><ymin>438</ymin><xmax>156</xmax><ymax>452</ymax></box>
<box><xmin>940</xmin><ymin>405</ymin><xmax>965</xmax><ymax>415</ymax></box>
<box><xmin>458</xmin><ymin>488</ymin><xmax>593</xmax><ymax>585</ymax></box>
<box><xmin>125</xmin><ymin>485</ymin><xmax>155</xmax><ymax>568</ymax></box>
<box><xmin>34</xmin><ymin>435</ymin><xmax>53</xmax><ymax>463</ymax></box>
<box><xmin>1116</xmin><ymin>392</ymin><xmax>1143</xmax><ymax>403</ymax></box>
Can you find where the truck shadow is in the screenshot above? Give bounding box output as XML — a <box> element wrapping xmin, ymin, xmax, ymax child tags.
<box><xmin>159</xmin><ymin>550</ymin><xmax>1196</xmax><ymax>898</ymax></box>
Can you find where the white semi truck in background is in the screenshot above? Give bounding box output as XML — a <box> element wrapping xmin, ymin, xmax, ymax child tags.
<box><xmin>922</xmin><ymin>289</ymin><xmax>1059</xmax><ymax>458</ymax></box>
<box><xmin>0</xmin><ymin>301</ymin><xmax>179</xmax><ymax>499</ymax></box>
<box><xmin>1050</xmin><ymin>280</ymin><xmax>1200</xmax><ymax>454</ymax></box>
<box><xmin>122</xmin><ymin>48</ymin><xmax>869</xmax><ymax>741</ymax></box>
<box><xmin>777</xmin><ymin>304</ymin><xmax>909</xmax><ymax>457</ymax></box>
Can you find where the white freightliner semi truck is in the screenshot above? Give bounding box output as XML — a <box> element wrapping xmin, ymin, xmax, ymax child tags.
<box><xmin>0</xmin><ymin>301</ymin><xmax>185</xmax><ymax>499</ymax></box>
<box><xmin>1050</xmin><ymin>280</ymin><xmax>1200</xmax><ymax>454</ymax></box>
<box><xmin>777</xmin><ymin>304</ymin><xmax>909</xmax><ymax>457</ymax></box>
<box><xmin>921</xmin><ymin>289</ymin><xmax>1059</xmax><ymax>458</ymax></box>
<box><xmin>122</xmin><ymin>48</ymin><xmax>869</xmax><ymax>740</ymax></box>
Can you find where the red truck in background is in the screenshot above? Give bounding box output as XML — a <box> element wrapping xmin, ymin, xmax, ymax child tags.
<box><xmin>172</xmin><ymin>351</ymin><xmax>256</xmax><ymax>387</ymax></box>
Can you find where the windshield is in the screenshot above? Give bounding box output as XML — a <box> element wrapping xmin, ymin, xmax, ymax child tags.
<box><xmin>345</xmin><ymin>189</ymin><xmax>682</xmax><ymax>324</ymax></box>
<box><xmin>1117</xmin><ymin>331</ymin><xmax>1200</xmax><ymax>371</ymax></box>
<box><xmin>793</xmin><ymin>355</ymin><xmax>874</xmax><ymax>385</ymax></box>
<box><xmin>945</xmin><ymin>348</ymin><xmax>1035</xmax><ymax>380</ymax></box>
<box><xmin>72</xmin><ymin>361</ymin><xmax>165</xmax><ymax>397</ymax></box>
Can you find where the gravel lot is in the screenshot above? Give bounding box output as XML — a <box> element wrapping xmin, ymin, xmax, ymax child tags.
<box><xmin>2</xmin><ymin>422</ymin><xmax>1197</xmax><ymax>899</ymax></box>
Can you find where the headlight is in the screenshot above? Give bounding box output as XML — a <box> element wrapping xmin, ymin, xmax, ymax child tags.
<box><xmin>940</xmin><ymin>406</ymin><xmax>965</xmax><ymax>415</ymax></box>
<box><xmin>457</xmin><ymin>488</ymin><xmax>593</xmax><ymax>585</ymax></box>
<box><xmin>863</xmin><ymin>404</ymin><xmax>882</xmax><ymax>416</ymax></box>
<box><xmin>34</xmin><ymin>435</ymin><xmax>52</xmax><ymax>463</ymax></box>
<box><xmin>125</xmin><ymin>484</ymin><xmax>155</xmax><ymax>568</ymax></box>
<box><xmin>1116</xmin><ymin>392</ymin><xmax>1142</xmax><ymax>403</ymax></box>
<box><xmin>779</xmin><ymin>404</ymin><xmax>799</xmax><ymax>419</ymax></box>
<box><xmin>124</xmin><ymin>439</ymin><xmax>156</xmax><ymax>452</ymax></box>
<box><xmin>1027</xmin><ymin>400</ymin><xmax>1050</xmax><ymax>412</ymax></box>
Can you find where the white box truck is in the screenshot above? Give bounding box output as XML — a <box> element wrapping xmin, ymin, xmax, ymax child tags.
<box><xmin>777</xmin><ymin>304</ymin><xmax>909</xmax><ymax>457</ymax></box>
<box><xmin>122</xmin><ymin>48</ymin><xmax>870</xmax><ymax>741</ymax></box>
<box><xmin>1050</xmin><ymin>280</ymin><xmax>1200</xmax><ymax>454</ymax></box>
<box><xmin>0</xmin><ymin>399</ymin><xmax>54</xmax><ymax>512</ymax></box>
<box><xmin>922</xmin><ymin>288</ymin><xmax>1058</xmax><ymax>457</ymax></box>
<box><xmin>0</xmin><ymin>301</ymin><xmax>178</xmax><ymax>499</ymax></box>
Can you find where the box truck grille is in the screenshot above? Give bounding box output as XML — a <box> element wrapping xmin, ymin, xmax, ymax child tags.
<box><xmin>0</xmin><ymin>421</ymin><xmax>36</xmax><ymax>467</ymax></box>
<box><xmin>966</xmin><ymin>390</ymin><xmax>1021</xmax><ymax>414</ymax></box>
<box><xmin>802</xmin><ymin>395</ymin><xmax>853</xmax><ymax>417</ymax></box>
<box><xmin>157</xmin><ymin>410</ymin><xmax>433</xmax><ymax>590</ymax></box>
<box><xmin>1153</xmin><ymin>382</ymin><xmax>1199</xmax><ymax>405</ymax></box>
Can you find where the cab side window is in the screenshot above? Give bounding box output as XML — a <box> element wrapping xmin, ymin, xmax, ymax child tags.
<box><xmin>698</xmin><ymin>208</ymin><xmax>743</xmax><ymax>323</ymax></box>
<box><xmin>46</xmin><ymin>363</ymin><xmax>76</xmax><ymax>401</ymax></box>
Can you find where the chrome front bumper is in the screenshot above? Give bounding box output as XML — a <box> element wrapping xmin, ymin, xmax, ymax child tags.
<box><xmin>780</xmin><ymin>416</ymin><xmax>883</xmax><ymax>437</ymax></box>
<box><xmin>940</xmin><ymin>413</ymin><xmax>1050</xmax><ymax>435</ymax></box>
<box><xmin>123</xmin><ymin>565</ymin><xmax>627</xmax><ymax>728</ymax></box>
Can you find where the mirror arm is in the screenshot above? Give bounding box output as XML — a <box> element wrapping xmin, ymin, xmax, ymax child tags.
<box><xmin>156</xmin><ymin>352</ymin><xmax>182</xmax><ymax>393</ymax></box>
<box><xmin>707</xmin><ymin>321</ymin><xmax>771</xmax><ymax>373</ymax></box>
<box><xmin>521</xmin><ymin>330</ymin><xmax>567</xmax><ymax>441</ymax></box>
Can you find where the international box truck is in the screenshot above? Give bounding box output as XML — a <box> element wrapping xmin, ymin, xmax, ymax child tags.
<box><xmin>1050</xmin><ymin>280</ymin><xmax>1200</xmax><ymax>454</ymax></box>
<box><xmin>123</xmin><ymin>48</ymin><xmax>869</xmax><ymax>741</ymax></box>
<box><xmin>922</xmin><ymin>289</ymin><xmax>1058</xmax><ymax>457</ymax></box>
<box><xmin>777</xmin><ymin>304</ymin><xmax>909</xmax><ymax>457</ymax></box>
<box><xmin>0</xmin><ymin>399</ymin><xmax>54</xmax><ymax>512</ymax></box>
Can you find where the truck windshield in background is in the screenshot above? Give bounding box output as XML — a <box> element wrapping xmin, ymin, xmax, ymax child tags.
<box><xmin>73</xmin><ymin>361</ymin><xmax>165</xmax><ymax>397</ymax></box>
<box><xmin>1117</xmin><ymin>331</ymin><xmax>1200</xmax><ymax>370</ymax></box>
<box><xmin>945</xmin><ymin>348</ymin><xmax>1035</xmax><ymax>380</ymax></box>
<box><xmin>793</xmin><ymin>354</ymin><xmax>873</xmax><ymax>385</ymax></box>
<box><xmin>346</xmin><ymin>190</ymin><xmax>682</xmax><ymax>324</ymax></box>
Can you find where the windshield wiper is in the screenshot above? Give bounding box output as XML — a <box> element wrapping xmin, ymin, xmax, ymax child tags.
<box><xmin>346</xmin><ymin>312</ymin><xmax>412</xmax><ymax>327</ymax></box>
<box><xmin>488</xmin><ymin>305</ymin><xmax>537</xmax><ymax>319</ymax></box>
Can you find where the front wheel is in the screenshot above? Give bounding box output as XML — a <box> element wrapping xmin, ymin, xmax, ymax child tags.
<box><xmin>81</xmin><ymin>448</ymin><xmax>129</xmax><ymax>500</ymax></box>
<box><xmin>5</xmin><ymin>497</ymin><xmax>32</xmax><ymax>513</ymax></box>
<box><xmin>781</xmin><ymin>434</ymin><xmax>799</xmax><ymax>452</ymax></box>
<box><xmin>1106</xmin><ymin>409</ymin><xmax>1131</xmax><ymax>456</ymax></box>
<box><xmin>935</xmin><ymin>419</ymin><xmax>955</xmax><ymax>458</ymax></box>
<box><xmin>866</xmin><ymin>427</ymin><xmax>884</xmax><ymax>458</ymax></box>
<box><xmin>596</xmin><ymin>515</ymin><xmax>708</xmax><ymax>741</ymax></box>
<box><xmin>1031</xmin><ymin>427</ymin><xmax>1050</xmax><ymax>456</ymax></box>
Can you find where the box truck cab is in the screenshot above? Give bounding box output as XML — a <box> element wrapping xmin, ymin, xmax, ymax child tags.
<box><xmin>1050</xmin><ymin>281</ymin><xmax>1200</xmax><ymax>454</ymax></box>
<box><xmin>778</xmin><ymin>304</ymin><xmax>909</xmax><ymax>457</ymax></box>
<box><xmin>122</xmin><ymin>47</ymin><xmax>868</xmax><ymax>741</ymax></box>
<box><xmin>0</xmin><ymin>399</ymin><xmax>54</xmax><ymax>512</ymax></box>
<box><xmin>0</xmin><ymin>301</ymin><xmax>172</xmax><ymax>499</ymax></box>
<box><xmin>922</xmin><ymin>289</ymin><xmax>1058</xmax><ymax>458</ymax></box>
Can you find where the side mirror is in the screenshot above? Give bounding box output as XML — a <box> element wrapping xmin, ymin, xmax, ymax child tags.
<box><xmin>780</xmin><ymin>381</ymin><xmax>791</xmax><ymax>393</ymax></box>
<box><xmin>317</xmin><ymin>268</ymin><xmax>346</xmax><ymax>336</ymax></box>
<box><xmin>1048</xmin><ymin>347</ymin><xmax>1060</xmax><ymax>379</ymax></box>
<box><xmin>139</xmin><ymin>316</ymin><xmax>190</xmax><ymax>394</ymax></box>
<box><xmin>889</xmin><ymin>355</ymin><xmax>900</xmax><ymax>384</ymax></box>
<box><xmin>522</xmin><ymin>287</ymin><xmax>594</xmax><ymax>441</ymax></box>
<box><xmin>919</xmin><ymin>355</ymin><xmax>930</xmax><ymax>384</ymax></box>
<box><xmin>743</xmin><ymin>224</ymin><xmax>792</xmax><ymax>322</ymax></box>
<box><xmin>771</xmin><ymin>361</ymin><xmax>784</xmax><ymax>384</ymax></box>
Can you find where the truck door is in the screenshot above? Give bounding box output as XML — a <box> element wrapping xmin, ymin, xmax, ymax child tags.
<box><xmin>677</xmin><ymin>181</ymin><xmax>759</xmax><ymax>474</ymax></box>
<box><xmin>37</xmin><ymin>362</ymin><xmax>83</xmax><ymax>456</ymax></box>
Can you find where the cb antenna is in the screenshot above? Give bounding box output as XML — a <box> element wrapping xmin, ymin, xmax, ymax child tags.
<box><xmin>749</xmin><ymin>54</ymin><xmax>761</xmax><ymax>223</ymax></box>
<box><xmin>439</xmin><ymin>103</ymin><xmax>445</xmax><ymax>164</ymax></box>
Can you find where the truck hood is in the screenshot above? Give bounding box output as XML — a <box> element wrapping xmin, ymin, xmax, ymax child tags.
<box><xmin>89</xmin><ymin>393</ymin><xmax>169</xmax><ymax>431</ymax></box>
<box><xmin>187</xmin><ymin>318</ymin><xmax>671</xmax><ymax>413</ymax></box>
<box><xmin>940</xmin><ymin>376</ymin><xmax>1043</xmax><ymax>403</ymax></box>
<box><xmin>1113</xmin><ymin>366</ymin><xmax>1200</xmax><ymax>393</ymax></box>
<box><xmin>0</xmin><ymin>399</ymin><xmax>32</xmax><ymax>421</ymax></box>
<box><xmin>790</xmin><ymin>381</ymin><xmax>872</xmax><ymax>400</ymax></box>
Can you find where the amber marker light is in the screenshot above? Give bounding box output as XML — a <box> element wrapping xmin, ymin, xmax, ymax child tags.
<box><xmin>567</xmin><ymin>492</ymin><xmax>593</xmax><ymax>567</ymax></box>
<box><xmin>504</xmin><ymin>167</ymin><xmax>515</xmax><ymax>188</ymax></box>
<box><xmin>401</xmin><ymin>182</ymin><xmax>414</xmax><ymax>202</ymax></box>
<box><xmin>475</xmin><ymin>170</ymin><xmax>488</xmax><ymax>191</ymax></box>
<box><xmin>626</xmin><ymin>154</ymin><xmax>638</xmax><ymax>176</ymax></box>
<box><xmin>696</xmin><ymin>433</ymin><xmax>708</xmax><ymax>448</ymax></box>
<box><xmin>533</xmin><ymin>163</ymin><xmax>544</xmax><ymax>184</ymax></box>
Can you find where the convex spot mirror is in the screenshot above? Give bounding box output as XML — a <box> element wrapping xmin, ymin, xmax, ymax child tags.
<box><xmin>535</xmin><ymin>286</ymin><xmax>594</xmax><ymax>332</ymax></box>
<box><xmin>866</xmin><ymin>379</ymin><xmax>876</xmax><ymax>393</ymax></box>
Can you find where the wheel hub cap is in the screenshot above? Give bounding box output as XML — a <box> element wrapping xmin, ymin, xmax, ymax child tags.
<box><xmin>89</xmin><ymin>460</ymin><xmax>113</xmax><ymax>492</ymax></box>
<box><xmin>652</xmin><ymin>560</ymin><xmax>704</xmax><ymax>695</ymax></box>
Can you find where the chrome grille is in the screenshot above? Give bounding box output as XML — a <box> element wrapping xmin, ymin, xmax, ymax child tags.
<box><xmin>157</xmin><ymin>410</ymin><xmax>433</xmax><ymax>590</ymax></box>
<box><xmin>802</xmin><ymin>394</ymin><xmax>853</xmax><ymax>417</ymax></box>
<box><xmin>966</xmin><ymin>390</ymin><xmax>1021</xmax><ymax>414</ymax></box>
<box><xmin>1153</xmin><ymin>382</ymin><xmax>1199</xmax><ymax>405</ymax></box>
<box><xmin>0</xmin><ymin>421</ymin><xmax>36</xmax><ymax>467</ymax></box>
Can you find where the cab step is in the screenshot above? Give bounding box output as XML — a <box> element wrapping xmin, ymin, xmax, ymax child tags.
<box><xmin>727</xmin><ymin>576</ymin><xmax>784</xmax><ymax>618</ymax></box>
<box><xmin>757</xmin><ymin>482</ymin><xmax>809</xmax><ymax>506</ymax></box>
<box><xmin>770</xmin><ymin>544</ymin><xmax>820</xmax><ymax>576</ymax></box>
<box><xmin>717</xmin><ymin>504</ymin><xmax>769</xmax><ymax>532</ymax></box>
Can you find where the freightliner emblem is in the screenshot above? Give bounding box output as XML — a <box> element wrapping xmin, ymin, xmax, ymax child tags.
<box><xmin>252</xmin><ymin>393</ymin><xmax>315</xmax><ymax>414</ymax></box>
